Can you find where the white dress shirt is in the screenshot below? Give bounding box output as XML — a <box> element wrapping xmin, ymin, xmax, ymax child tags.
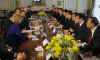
<box><xmin>80</xmin><ymin>21</ymin><xmax>84</xmax><ymax>26</ymax></box>
<box><xmin>91</xmin><ymin>26</ymin><xmax>97</xmax><ymax>37</ymax></box>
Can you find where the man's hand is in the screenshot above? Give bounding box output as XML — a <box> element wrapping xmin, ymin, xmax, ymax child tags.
<box><xmin>22</xmin><ymin>29</ymin><xmax>27</xmax><ymax>33</ymax></box>
<box><xmin>8</xmin><ymin>46</ymin><xmax>13</xmax><ymax>52</ymax></box>
<box><xmin>28</xmin><ymin>33</ymin><xmax>32</xmax><ymax>39</ymax></box>
<box><xmin>69</xmin><ymin>28</ymin><xmax>74</xmax><ymax>32</ymax></box>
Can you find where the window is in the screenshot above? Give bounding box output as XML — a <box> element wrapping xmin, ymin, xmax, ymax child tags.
<box><xmin>34</xmin><ymin>0</ymin><xmax>41</xmax><ymax>3</ymax></box>
<box><xmin>92</xmin><ymin>0</ymin><xmax>100</xmax><ymax>23</ymax></box>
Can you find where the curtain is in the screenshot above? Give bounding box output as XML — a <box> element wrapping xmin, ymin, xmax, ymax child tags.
<box><xmin>87</xmin><ymin>0</ymin><xmax>94</xmax><ymax>16</ymax></box>
<box><xmin>8</xmin><ymin>0</ymin><xmax>16</xmax><ymax>11</ymax></box>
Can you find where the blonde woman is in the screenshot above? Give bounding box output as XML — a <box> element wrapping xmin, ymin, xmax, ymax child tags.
<box><xmin>5</xmin><ymin>14</ymin><xmax>30</xmax><ymax>52</ymax></box>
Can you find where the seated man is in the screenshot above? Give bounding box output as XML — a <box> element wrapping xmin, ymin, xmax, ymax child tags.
<box><xmin>75</xmin><ymin>13</ymin><xmax>89</xmax><ymax>42</ymax></box>
<box><xmin>83</xmin><ymin>17</ymin><xmax>100</xmax><ymax>56</ymax></box>
<box><xmin>0</xmin><ymin>41</ymin><xmax>13</xmax><ymax>60</ymax></box>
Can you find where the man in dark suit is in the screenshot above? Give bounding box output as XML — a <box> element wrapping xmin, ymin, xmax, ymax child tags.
<box><xmin>75</xmin><ymin>13</ymin><xmax>89</xmax><ymax>42</ymax></box>
<box><xmin>51</xmin><ymin>8</ymin><xmax>57</xmax><ymax>18</ymax></box>
<box><xmin>26</xmin><ymin>6</ymin><xmax>32</xmax><ymax>18</ymax></box>
<box><xmin>20</xmin><ymin>10</ymin><xmax>30</xmax><ymax>30</ymax></box>
<box><xmin>63</xmin><ymin>10</ymin><xmax>73</xmax><ymax>30</ymax></box>
<box><xmin>57</xmin><ymin>8</ymin><xmax>65</xmax><ymax>25</ymax></box>
<box><xmin>86</xmin><ymin>17</ymin><xmax>100</xmax><ymax>56</ymax></box>
<box><xmin>0</xmin><ymin>40</ymin><xmax>13</xmax><ymax>60</ymax></box>
<box><xmin>69</xmin><ymin>12</ymin><xmax>80</xmax><ymax>37</ymax></box>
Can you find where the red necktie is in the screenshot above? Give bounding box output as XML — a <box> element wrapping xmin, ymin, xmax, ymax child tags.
<box><xmin>76</xmin><ymin>56</ymin><xmax>79</xmax><ymax>60</ymax></box>
<box><xmin>88</xmin><ymin>31</ymin><xmax>92</xmax><ymax>44</ymax></box>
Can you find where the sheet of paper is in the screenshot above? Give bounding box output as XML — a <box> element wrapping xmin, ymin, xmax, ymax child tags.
<box><xmin>43</xmin><ymin>39</ymin><xmax>49</xmax><ymax>46</ymax></box>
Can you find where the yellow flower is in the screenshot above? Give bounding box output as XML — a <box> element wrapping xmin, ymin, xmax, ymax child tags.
<box><xmin>71</xmin><ymin>40</ymin><xmax>77</xmax><ymax>44</ymax></box>
<box><xmin>54</xmin><ymin>42</ymin><xmax>60</xmax><ymax>47</ymax></box>
<box><xmin>56</xmin><ymin>34</ymin><xmax>62</xmax><ymax>40</ymax></box>
<box><xmin>64</xmin><ymin>35</ymin><xmax>73</xmax><ymax>40</ymax></box>
<box><xmin>38</xmin><ymin>11</ymin><xmax>47</xmax><ymax>16</ymax></box>
<box><xmin>53</xmin><ymin>51</ymin><xmax>60</xmax><ymax>57</ymax></box>
<box><xmin>45</xmin><ymin>45</ymin><xmax>51</xmax><ymax>50</ymax></box>
<box><xmin>51</xmin><ymin>39</ymin><xmax>55</xmax><ymax>43</ymax></box>
<box><xmin>49</xmin><ymin>42</ymin><xmax>53</xmax><ymax>46</ymax></box>
<box><xmin>52</xmin><ymin>36</ymin><xmax>56</xmax><ymax>40</ymax></box>
<box><xmin>53</xmin><ymin>46</ymin><xmax>62</xmax><ymax>51</ymax></box>
<box><xmin>63</xmin><ymin>48</ymin><xmax>68</xmax><ymax>52</ymax></box>
<box><xmin>72</xmin><ymin>46</ymin><xmax>79</xmax><ymax>52</ymax></box>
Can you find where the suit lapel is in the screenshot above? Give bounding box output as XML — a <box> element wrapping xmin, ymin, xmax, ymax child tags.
<box><xmin>92</xmin><ymin>27</ymin><xmax>98</xmax><ymax>39</ymax></box>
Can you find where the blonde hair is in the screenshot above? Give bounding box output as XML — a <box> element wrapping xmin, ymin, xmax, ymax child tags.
<box><xmin>10</xmin><ymin>14</ymin><xmax>23</xmax><ymax>24</ymax></box>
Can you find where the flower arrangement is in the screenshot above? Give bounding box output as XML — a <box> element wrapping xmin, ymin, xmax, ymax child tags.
<box><xmin>38</xmin><ymin>11</ymin><xmax>47</xmax><ymax>16</ymax></box>
<box><xmin>45</xmin><ymin>34</ymin><xmax>80</xmax><ymax>60</ymax></box>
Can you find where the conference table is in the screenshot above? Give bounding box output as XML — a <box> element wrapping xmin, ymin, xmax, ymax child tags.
<box><xmin>19</xmin><ymin>16</ymin><xmax>85</xmax><ymax>60</ymax></box>
<box><xmin>19</xmin><ymin>16</ymin><xmax>64</xmax><ymax>60</ymax></box>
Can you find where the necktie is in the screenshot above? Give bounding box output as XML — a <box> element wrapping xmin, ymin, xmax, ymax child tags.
<box><xmin>88</xmin><ymin>31</ymin><xmax>92</xmax><ymax>44</ymax></box>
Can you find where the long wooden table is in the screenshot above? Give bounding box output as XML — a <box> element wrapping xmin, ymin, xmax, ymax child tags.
<box><xmin>18</xmin><ymin>17</ymin><xmax>68</xmax><ymax>60</ymax></box>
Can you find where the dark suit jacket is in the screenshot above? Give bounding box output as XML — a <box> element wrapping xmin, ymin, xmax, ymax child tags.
<box><xmin>60</xmin><ymin>15</ymin><xmax>66</xmax><ymax>25</ymax></box>
<box><xmin>20</xmin><ymin>16</ymin><xmax>30</xmax><ymax>30</ymax></box>
<box><xmin>76</xmin><ymin>21</ymin><xmax>90</xmax><ymax>42</ymax></box>
<box><xmin>82</xmin><ymin>26</ymin><xmax>100</xmax><ymax>55</ymax></box>
<box><xmin>26</xmin><ymin>10</ymin><xmax>32</xmax><ymax>18</ymax></box>
<box><xmin>50</xmin><ymin>11</ymin><xmax>58</xmax><ymax>19</ymax></box>
<box><xmin>49</xmin><ymin>10</ymin><xmax>54</xmax><ymax>17</ymax></box>
<box><xmin>57</xmin><ymin>14</ymin><xmax>64</xmax><ymax>24</ymax></box>
<box><xmin>90</xmin><ymin>26</ymin><xmax>100</xmax><ymax>55</ymax></box>
<box><xmin>0</xmin><ymin>41</ymin><xmax>13</xmax><ymax>60</ymax></box>
<box><xmin>63</xmin><ymin>18</ymin><xmax>73</xmax><ymax>30</ymax></box>
<box><xmin>69</xmin><ymin>22</ymin><xmax>80</xmax><ymax>38</ymax></box>
<box><xmin>0</xmin><ymin>41</ymin><xmax>8</xmax><ymax>54</ymax></box>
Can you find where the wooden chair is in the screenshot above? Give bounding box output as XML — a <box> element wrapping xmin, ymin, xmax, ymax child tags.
<box><xmin>19</xmin><ymin>40</ymin><xmax>46</xmax><ymax>60</ymax></box>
